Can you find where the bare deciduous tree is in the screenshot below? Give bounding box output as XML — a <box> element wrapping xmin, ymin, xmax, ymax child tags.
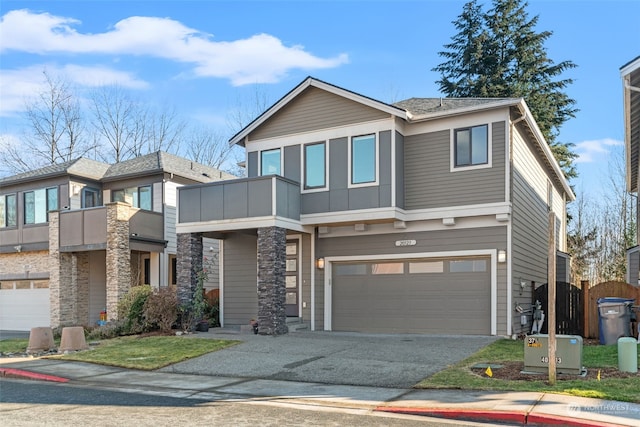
<box><xmin>0</xmin><ymin>70</ymin><xmax>91</xmax><ymax>174</ymax></box>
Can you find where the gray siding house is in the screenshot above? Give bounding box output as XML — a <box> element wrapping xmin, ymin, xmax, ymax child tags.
<box><xmin>176</xmin><ymin>77</ymin><xmax>574</xmax><ymax>336</ymax></box>
<box><xmin>623</xmin><ymin>56</ymin><xmax>640</xmax><ymax>285</ymax></box>
<box><xmin>0</xmin><ymin>151</ymin><xmax>233</xmax><ymax>331</ymax></box>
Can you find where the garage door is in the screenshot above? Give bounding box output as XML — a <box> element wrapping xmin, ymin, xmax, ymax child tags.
<box><xmin>0</xmin><ymin>280</ymin><xmax>50</xmax><ymax>331</ymax></box>
<box><xmin>331</xmin><ymin>257</ymin><xmax>491</xmax><ymax>334</ymax></box>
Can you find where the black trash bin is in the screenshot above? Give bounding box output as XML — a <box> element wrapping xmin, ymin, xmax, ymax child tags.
<box><xmin>597</xmin><ymin>297</ymin><xmax>635</xmax><ymax>345</ymax></box>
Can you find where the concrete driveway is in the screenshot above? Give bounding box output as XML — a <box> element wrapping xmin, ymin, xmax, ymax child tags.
<box><xmin>160</xmin><ymin>330</ymin><xmax>498</xmax><ymax>388</ymax></box>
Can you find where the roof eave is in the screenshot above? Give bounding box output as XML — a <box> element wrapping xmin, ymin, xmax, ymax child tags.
<box><xmin>228</xmin><ymin>77</ymin><xmax>409</xmax><ymax>147</ymax></box>
<box><xmin>517</xmin><ymin>99</ymin><xmax>576</xmax><ymax>201</ymax></box>
<box><xmin>407</xmin><ymin>98</ymin><xmax>522</xmax><ymax>122</ymax></box>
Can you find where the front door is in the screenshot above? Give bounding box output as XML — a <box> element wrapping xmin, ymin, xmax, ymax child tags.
<box><xmin>285</xmin><ymin>240</ymin><xmax>299</xmax><ymax>316</ymax></box>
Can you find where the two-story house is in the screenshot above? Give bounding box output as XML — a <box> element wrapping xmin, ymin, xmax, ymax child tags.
<box><xmin>0</xmin><ymin>151</ymin><xmax>233</xmax><ymax>331</ymax></box>
<box><xmin>175</xmin><ymin>77</ymin><xmax>574</xmax><ymax>336</ymax></box>
<box><xmin>623</xmin><ymin>56</ymin><xmax>640</xmax><ymax>285</ymax></box>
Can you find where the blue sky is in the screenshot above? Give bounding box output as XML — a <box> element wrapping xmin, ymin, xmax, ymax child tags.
<box><xmin>0</xmin><ymin>0</ymin><xmax>638</xmax><ymax>195</ymax></box>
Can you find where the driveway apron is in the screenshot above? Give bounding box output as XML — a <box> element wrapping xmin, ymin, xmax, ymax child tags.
<box><xmin>160</xmin><ymin>331</ymin><xmax>498</xmax><ymax>388</ymax></box>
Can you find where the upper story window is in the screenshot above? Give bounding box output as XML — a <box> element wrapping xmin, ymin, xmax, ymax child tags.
<box><xmin>454</xmin><ymin>124</ymin><xmax>488</xmax><ymax>168</ymax></box>
<box><xmin>82</xmin><ymin>187</ymin><xmax>102</xmax><ymax>208</ymax></box>
<box><xmin>24</xmin><ymin>187</ymin><xmax>58</xmax><ymax>224</ymax></box>
<box><xmin>304</xmin><ymin>142</ymin><xmax>326</xmax><ymax>190</ymax></box>
<box><xmin>113</xmin><ymin>185</ymin><xmax>152</xmax><ymax>211</ymax></box>
<box><xmin>260</xmin><ymin>148</ymin><xmax>281</xmax><ymax>176</ymax></box>
<box><xmin>351</xmin><ymin>134</ymin><xmax>376</xmax><ymax>185</ymax></box>
<box><xmin>0</xmin><ymin>194</ymin><xmax>17</xmax><ymax>228</ymax></box>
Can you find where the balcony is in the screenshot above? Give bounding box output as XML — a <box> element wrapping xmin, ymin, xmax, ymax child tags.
<box><xmin>177</xmin><ymin>175</ymin><xmax>302</xmax><ymax>233</ymax></box>
<box><xmin>59</xmin><ymin>206</ymin><xmax>164</xmax><ymax>252</ymax></box>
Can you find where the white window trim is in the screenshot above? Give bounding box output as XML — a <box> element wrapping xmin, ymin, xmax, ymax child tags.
<box><xmin>348</xmin><ymin>133</ymin><xmax>379</xmax><ymax>189</ymax></box>
<box><xmin>258</xmin><ymin>148</ymin><xmax>283</xmax><ymax>177</ymax></box>
<box><xmin>301</xmin><ymin>141</ymin><xmax>329</xmax><ymax>194</ymax></box>
<box><xmin>450</xmin><ymin>122</ymin><xmax>492</xmax><ymax>172</ymax></box>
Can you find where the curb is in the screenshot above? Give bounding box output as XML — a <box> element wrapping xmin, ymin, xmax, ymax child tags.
<box><xmin>376</xmin><ymin>407</ymin><xmax>627</xmax><ymax>427</ymax></box>
<box><xmin>0</xmin><ymin>367</ymin><xmax>69</xmax><ymax>383</ymax></box>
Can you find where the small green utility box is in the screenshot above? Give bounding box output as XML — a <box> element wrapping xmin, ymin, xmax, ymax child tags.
<box><xmin>524</xmin><ymin>334</ymin><xmax>583</xmax><ymax>375</ymax></box>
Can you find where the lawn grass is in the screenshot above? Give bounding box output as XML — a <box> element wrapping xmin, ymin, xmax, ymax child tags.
<box><xmin>49</xmin><ymin>335</ymin><xmax>239</xmax><ymax>370</ymax></box>
<box><xmin>416</xmin><ymin>339</ymin><xmax>640</xmax><ymax>403</ymax></box>
<box><xmin>0</xmin><ymin>338</ymin><xmax>30</xmax><ymax>354</ymax></box>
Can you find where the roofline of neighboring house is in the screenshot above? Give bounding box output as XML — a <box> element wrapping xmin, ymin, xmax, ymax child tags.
<box><xmin>0</xmin><ymin>170</ymin><xmax>102</xmax><ymax>187</ymax></box>
<box><xmin>620</xmin><ymin>55</ymin><xmax>640</xmax><ymax>75</ymax></box>
<box><xmin>228</xmin><ymin>76</ymin><xmax>410</xmax><ymax>147</ymax></box>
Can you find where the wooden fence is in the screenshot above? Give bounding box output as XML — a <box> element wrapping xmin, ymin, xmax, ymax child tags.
<box><xmin>534</xmin><ymin>282</ymin><xmax>583</xmax><ymax>335</ymax></box>
<box><xmin>583</xmin><ymin>280</ymin><xmax>640</xmax><ymax>339</ymax></box>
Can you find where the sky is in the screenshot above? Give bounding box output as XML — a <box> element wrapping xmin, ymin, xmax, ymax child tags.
<box><xmin>0</xmin><ymin>0</ymin><xmax>638</xmax><ymax>198</ymax></box>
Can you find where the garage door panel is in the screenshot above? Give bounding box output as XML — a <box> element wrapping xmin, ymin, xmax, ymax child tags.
<box><xmin>332</xmin><ymin>257</ymin><xmax>491</xmax><ymax>335</ymax></box>
<box><xmin>0</xmin><ymin>288</ymin><xmax>50</xmax><ymax>331</ymax></box>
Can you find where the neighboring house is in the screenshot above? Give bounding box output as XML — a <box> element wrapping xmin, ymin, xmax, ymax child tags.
<box><xmin>623</xmin><ymin>56</ymin><xmax>640</xmax><ymax>285</ymax></box>
<box><xmin>175</xmin><ymin>77</ymin><xmax>574</xmax><ymax>336</ymax></box>
<box><xmin>0</xmin><ymin>151</ymin><xmax>233</xmax><ymax>331</ymax></box>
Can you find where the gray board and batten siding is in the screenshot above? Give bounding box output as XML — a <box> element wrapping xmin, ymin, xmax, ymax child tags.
<box><xmin>404</xmin><ymin>121</ymin><xmax>506</xmax><ymax>210</ymax></box>
<box><xmin>246</xmin><ymin>131</ymin><xmax>393</xmax><ymax>215</ymax></box>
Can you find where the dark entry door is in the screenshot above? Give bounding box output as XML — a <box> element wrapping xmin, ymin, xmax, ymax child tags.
<box><xmin>285</xmin><ymin>240</ymin><xmax>299</xmax><ymax>316</ymax></box>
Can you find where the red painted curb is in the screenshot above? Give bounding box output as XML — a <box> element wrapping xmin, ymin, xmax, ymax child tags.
<box><xmin>376</xmin><ymin>407</ymin><xmax>526</xmax><ymax>424</ymax></box>
<box><xmin>526</xmin><ymin>413</ymin><xmax>625</xmax><ymax>427</ymax></box>
<box><xmin>376</xmin><ymin>407</ymin><xmax>629</xmax><ymax>427</ymax></box>
<box><xmin>0</xmin><ymin>368</ymin><xmax>69</xmax><ymax>383</ymax></box>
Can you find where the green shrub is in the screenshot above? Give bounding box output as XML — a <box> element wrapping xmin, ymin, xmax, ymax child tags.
<box><xmin>85</xmin><ymin>321</ymin><xmax>126</xmax><ymax>340</ymax></box>
<box><xmin>117</xmin><ymin>285</ymin><xmax>153</xmax><ymax>334</ymax></box>
<box><xmin>143</xmin><ymin>287</ymin><xmax>179</xmax><ymax>332</ymax></box>
<box><xmin>206</xmin><ymin>297</ymin><xmax>220</xmax><ymax>327</ymax></box>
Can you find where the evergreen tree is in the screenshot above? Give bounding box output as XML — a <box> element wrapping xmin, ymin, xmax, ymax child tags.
<box><xmin>434</xmin><ymin>0</ymin><xmax>578</xmax><ymax>179</ymax></box>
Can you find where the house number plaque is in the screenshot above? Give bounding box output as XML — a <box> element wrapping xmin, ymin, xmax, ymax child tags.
<box><xmin>395</xmin><ymin>239</ymin><xmax>416</xmax><ymax>247</ymax></box>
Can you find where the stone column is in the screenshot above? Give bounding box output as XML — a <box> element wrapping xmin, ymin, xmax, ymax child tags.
<box><xmin>257</xmin><ymin>226</ymin><xmax>288</xmax><ymax>335</ymax></box>
<box><xmin>176</xmin><ymin>232</ymin><xmax>203</xmax><ymax>306</ymax></box>
<box><xmin>49</xmin><ymin>211</ymin><xmax>76</xmax><ymax>328</ymax></box>
<box><xmin>105</xmin><ymin>202</ymin><xmax>132</xmax><ymax>321</ymax></box>
<box><xmin>76</xmin><ymin>252</ymin><xmax>90</xmax><ymax>325</ymax></box>
<box><xmin>48</xmin><ymin>211</ymin><xmax>61</xmax><ymax>328</ymax></box>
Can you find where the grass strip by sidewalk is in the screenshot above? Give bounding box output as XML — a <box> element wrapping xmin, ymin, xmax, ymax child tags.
<box><xmin>48</xmin><ymin>336</ymin><xmax>240</xmax><ymax>370</ymax></box>
<box><xmin>2</xmin><ymin>335</ymin><xmax>239</xmax><ymax>370</ymax></box>
<box><xmin>415</xmin><ymin>339</ymin><xmax>640</xmax><ymax>403</ymax></box>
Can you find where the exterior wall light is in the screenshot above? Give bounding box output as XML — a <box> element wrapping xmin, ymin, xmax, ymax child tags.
<box><xmin>498</xmin><ymin>250</ymin><xmax>507</xmax><ymax>263</ymax></box>
<box><xmin>316</xmin><ymin>258</ymin><xmax>325</xmax><ymax>270</ymax></box>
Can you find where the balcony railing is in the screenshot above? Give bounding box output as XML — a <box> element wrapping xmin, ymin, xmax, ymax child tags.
<box><xmin>178</xmin><ymin>175</ymin><xmax>301</xmax><ymax>224</ymax></box>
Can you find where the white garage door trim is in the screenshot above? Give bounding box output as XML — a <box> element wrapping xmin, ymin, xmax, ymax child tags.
<box><xmin>324</xmin><ymin>249</ymin><xmax>497</xmax><ymax>335</ymax></box>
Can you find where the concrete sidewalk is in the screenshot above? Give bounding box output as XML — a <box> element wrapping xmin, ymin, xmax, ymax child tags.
<box><xmin>2</xmin><ymin>356</ymin><xmax>639</xmax><ymax>426</ymax></box>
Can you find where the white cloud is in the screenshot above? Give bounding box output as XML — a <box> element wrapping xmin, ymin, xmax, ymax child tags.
<box><xmin>574</xmin><ymin>138</ymin><xmax>623</xmax><ymax>163</ymax></box>
<box><xmin>0</xmin><ymin>64</ymin><xmax>148</xmax><ymax>116</ymax></box>
<box><xmin>0</xmin><ymin>9</ymin><xmax>349</xmax><ymax>86</ymax></box>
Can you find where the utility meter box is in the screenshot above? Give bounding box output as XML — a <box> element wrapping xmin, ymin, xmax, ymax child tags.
<box><xmin>524</xmin><ymin>334</ymin><xmax>583</xmax><ymax>375</ymax></box>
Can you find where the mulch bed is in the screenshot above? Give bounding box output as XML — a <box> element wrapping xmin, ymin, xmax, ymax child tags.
<box><xmin>471</xmin><ymin>361</ymin><xmax>639</xmax><ymax>381</ymax></box>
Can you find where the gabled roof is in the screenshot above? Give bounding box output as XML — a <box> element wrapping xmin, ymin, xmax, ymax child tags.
<box><xmin>0</xmin><ymin>151</ymin><xmax>234</xmax><ymax>187</ymax></box>
<box><xmin>0</xmin><ymin>158</ymin><xmax>110</xmax><ymax>186</ymax></box>
<box><xmin>229</xmin><ymin>77</ymin><xmax>409</xmax><ymax>146</ymax></box>
<box><xmin>622</xmin><ymin>56</ymin><xmax>640</xmax><ymax>192</ymax></box>
<box><xmin>102</xmin><ymin>151</ymin><xmax>234</xmax><ymax>182</ymax></box>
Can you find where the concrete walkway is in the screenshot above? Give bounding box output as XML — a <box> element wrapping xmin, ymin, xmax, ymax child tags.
<box><xmin>1</xmin><ymin>330</ymin><xmax>639</xmax><ymax>426</ymax></box>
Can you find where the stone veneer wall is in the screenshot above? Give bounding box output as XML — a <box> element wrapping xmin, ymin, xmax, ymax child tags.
<box><xmin>176</xmin><ymin>232</ymin><xmax>203</xmax><ymax>305</ymax></box>
<box><xmin>105</xmin><ymin>202</ymin><xmax>132</xmax><ymax>321</ymax></box>
<box><xmin>257</xmin><ymin>226</ymin><xmax>288</xmax><ymax>335</ymax></box>
<box><xmin>0</xmin><ymin>251</ymin><xmax>50</xmax><ymax>279</ymax></box>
